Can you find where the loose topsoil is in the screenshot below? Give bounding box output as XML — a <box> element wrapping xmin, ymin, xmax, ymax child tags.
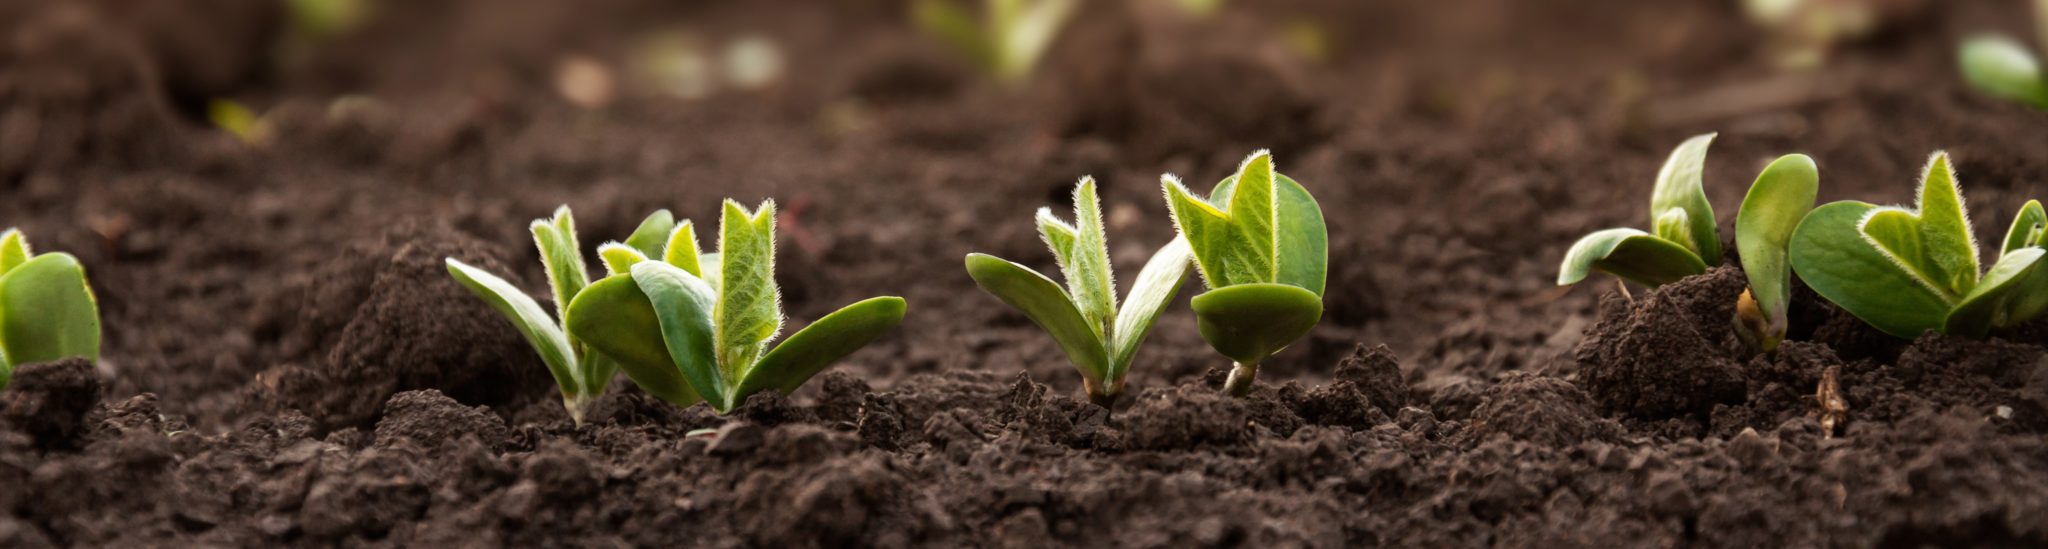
<box><xmin>4</xmin><ymin>0</ymin><xmax>2048</xmax><ymax>546</ymax></box>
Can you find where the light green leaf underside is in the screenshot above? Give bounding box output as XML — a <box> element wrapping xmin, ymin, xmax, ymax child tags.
<box><xmin>1557</xmin><ymin>228</ymin><xmax>1708</xmax><ymax>287</ymax></box>
<box><xmin>599</xmin><ymin>243</ymin><xmax>650</xmax><ymax>276</ymax></box>
<box><xmin>1736</xmin><ymin>153</ymin><xmax>1820</xmax><ymax>320</ymax></box>
<box><xmin>1650</xmin><ymin>133</ymin><xmax>1723</xmax><ymax>265</ymax></box>
<box><xmin>1858</xmin><ymin>153</ymin><xmax>1980</xmax><ymax>301</ymax></box>
<box><xmin>1958</xmin><ymin>35</ymin><xmax>2048</xmax><ymax>109</ymax></box>
<box><xmin>715</xmin><ymin>201</ymin><xmax>781</xmax><ymax>379</ymax></box>
<box><xmin>665</xmin><ymin>221</ymin><xmax>703</xmax><ymax>277</ymax></box>
<box><xmin>446</xmin><ymin>258</ymin><xmax>579</xmax><ymax>396</ymax></box>
<box><xmin>531</xmin><ymin>208</ymin><xmax>590</xmax><ymax>334</ymax></box>
<box><xmin>565</xmin><ymin>274</ymin><xmax>703</xmax><ymax>406</ymax></box>
<box><xmin>1047</xmin><ymin>178</ymin><xmax>1116</xmax><ymax>337</ymax></box>
<box><xmin>964</xmin><ymin>253</ymin><xmax>1109</xmax><ymax>382</ymax></box>
<box><xmin>631</xmin><ymin>262</ymin><xmax>728</xmax><ymax>410</ymax></box>
<box><xmin>1947</xmin><ymin>248</ymin><xmax>2048</xmax><ymax>337</ymax></box>
<box><xmin>1109</xmin><ymin>238</ymin><xmax>1192</xmax><ymax>379</ymax></box>
<box><xmin>2001</xmin><ymin>200</ymin><xmax>2047</xmax><ymax>255</ymax></box>
<box><xmin>0</xmin><ymin>229</ymin><xmax>29</xmax><ymax>275</ymax></box>
<box><xmin>625</xmin><ymin>209</ymin><xmax>676</xmax><ymax>259</ymax></box>
<box><xmin>1177</xmin><ymin>168</ymin><xmax>1327</xmax><ymax>296</ymax></box>
<box><xmin>1791</xmin><ymin>201</ymin><xmax>1954</xmax><ymax>338</ymax></box>
<box><xmin>0</xmin><ymin>253</ymin><xmax>101</xmax><ymax>375</ymax></box>
<box><xmin>1189</xmin><ymin>283</ymin><xmax>1322</xmax><ymax>367</ymax></box>
<box><xmin>738</xmin><ymin>296</ymin><xmax>906</xmax><ymax>402</ymax></box>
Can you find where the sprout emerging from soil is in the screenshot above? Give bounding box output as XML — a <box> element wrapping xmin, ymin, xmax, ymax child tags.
<box><xmin>1789</xmin><ymin>152</ymin><xmax>2048</xmax><ymax>338</ymax></box>
<box><xmin>1162</xmin><ymin>151</ymin><xmax>1329</xmax><ymax>398</ymax></box>
<box><xmin>446</xmin><ymin>207</ymin><xmax>670</xmax><ymax>425</ymax></box>
<box><xmin>0</xmin><ymin>229</ymin><xmax>102</xmax><ymax>391</ymax></box>
<box><xmin>1559</xmin><ymin>133</ymin><xmax>1723</xmax><ymax>289</ymax></box>
<box><xmin>1741</xmin><ymin>0</ymin><xmax>1882</xmax><ymax>68</ymax></box>
<box><xmin>1732</xmin><ymin>154</ymin><xmax>1820</xmax><ymax>352</ymax></box>
<box><xmin>567</xmin><ymin>200</ymin><xmax>907</xmax><ymax>414</ymax></box>
<box><xmin>1957</xmin><ymin>0</ymin><xmax>2048</xmax><ymax>109</ymax></box>
<box><xmin>966</xmin><ymin>178</ymin><xmax>1194</xmax><ymax>407</ymax></box>
<box><xmin>912</xmin><ymin>0</ymin><xmax>1078</xmax><ymax>84</ymax></box>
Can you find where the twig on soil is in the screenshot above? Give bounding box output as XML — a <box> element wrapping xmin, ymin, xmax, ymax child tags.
<box><xmin>1813</xmin><ymin>365</ymin><xmax>1848</xmax><ymax>438</ymax></box>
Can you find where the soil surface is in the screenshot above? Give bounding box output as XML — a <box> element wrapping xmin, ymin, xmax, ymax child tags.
<box><xmin>4</xmin><ymin>0</ymin><xmax>2048</xmax><ymax>546</ymax></box>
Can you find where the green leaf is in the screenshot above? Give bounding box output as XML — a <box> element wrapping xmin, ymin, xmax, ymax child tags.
<box><xmin>530</xmin><ymin>206</ymin><xmax>590</xmax><ymax>327</ymax></box>
<box><xmin>1790</xmin><ymin>201</ymin><xmax>1955</xmax><ymax>338</ymax></box>
<box><xmin>0</xmin><ymin>253</ymin><xmax>100</xmax><ymax>381</ymax></box>
<box><xmin>625</xmin><ymin>209</ymin><xmax>676</xmax><ymax>259</ymax></box>
<box><xmin>630</xmin><ymin>262</ymin><xmax>728</xmax><ymax>409</ymax></box>
<box><xmin>714</xmin><ymin>200</ymin><xmax>782</xmax><ymax>377</ymax></box>
<box><xmin>664</xmin><ymin>221</ymin><xmax>703</xmax><ymax>277</ymax></box>
<box><xmin>1557</xmin><ymin>228</ymin><xmax>1709</xmax><ymax>287</ymax></box>
<box><xmin>1650</xmin><ymin>133</ymin><xmax>1723</xmax><ymax>265</ymax></box>
<box><xmin>736</xmin><ymin>297</ymin><xmax>907</xmax><ymax>406</ymax></box>
<box><xmin>2001</xmin><ymin>200</ymin><xmax>2047</xmax><ymax>255</ymax></box>
<box><xmin>1946</xmin><ymin>248</ymin><xmax>2048</xmax><ymax>337</ymax></box>
<box><xmin>1189</xmin><ymin>283</ymin><xmax>1322</xmax><ymax>367</ymax></box>
<box><xmin>1959</xmin><ymin>35</ymin><xmax>2048</xmax><ymax>109</ymax></box>
<box><xmin>964</xmin><ymin>253</ymin><xmax>1109</xmax><ymax>382</ymax></box>
<box><xmin>567</xmin><ymin>274</ymin><xmax>703</xmax><ymax>406</ymax></box>
<box><xmin>1858</xmin><ymin>153</ymin><xmax>1981</xmax><ymax>300</ymax></box>
<box><xmin>1735</xmin><ymin>153</ymin><xmax>1820</xmax><ymax>332</ymax></box>
<box><xmin>598</xmin><ymin>242</ymin><xmax>650</xmax><ymax>276</ymax></box>
<box><xmin>912</xmin><ymin>0</ymin><xmax>998</xmax><ymax>72</ymax></box>
<box><xmin>446</xmin><ymin>258</ymin><xmax>578</xmax><ymax>397</ymax></box>
<box><xmin>1190</xmin><ymin>167</ymin><xmax>1327</xmax><ymax>296</ymax></box>
<box><xmin>1108</xmin><ymin>239</ymin><xmax>1191</xmax><ymax>380</ymax></box>
<box><xmin>1037</xmin><ymin>177</ymin><xmax>1116</xmax><ymax>336</ymax></box>
<box><xmin>0</xmin><ymin>229</ymin><xmax>30</xmax><ymax>275</ymax></box>
<box><xmin>993</xmin><ymin>0</ymin><xmax>1078</xmax><ymax>81</ymax></box>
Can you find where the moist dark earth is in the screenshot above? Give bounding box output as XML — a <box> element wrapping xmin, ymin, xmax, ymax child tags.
<box><xmin>4</xmin><ymin>0</ymin><xmax>2048</xmax><ymax>546</ymax></box>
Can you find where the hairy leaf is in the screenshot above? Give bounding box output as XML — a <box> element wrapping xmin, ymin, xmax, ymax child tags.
<box><xmin>1650</xmin><ymin>133</ymin><xmax>1722</xmax><ymax>264</ymax></box>
<box><xmin>1858</xmin><ymin>153</ymin><xmax>1980</xmax><ymax>300</ymax></box>
<box><xmin>1108</xmin><ymin>239</ymin><xmax>1191</xmax><ymax>379</ymax></box>
<box><xmin>598</xmin><ymin>242</ymin><xmax>650</xmax><ymax>276</ymax></box>
<box><xmin>567</xmin><ymin>274</ymin><xmax>703</xmax><ymax>406</ymax></box>
<box><xmin>1208</xmin><ymin>173</ymin><xmax>1328</xmax><ymax>296</ymax></box>
<box><xmin>530</xmin><ymin>207</ymin><xmax>590</xmax><ymax>327</ymax></box>
<box><xmin>625</xmin><ymin>209</ymin><xmax>676</xmax><ymax>259</ymax></box>
<box><xmin>1189</xmin><ymin>283</ymin><xmax>1322</xmax><ymax>367</ymax></box>
<box><xmin>714</xmin><ymin>200</ymin><xmax>782</xmax><ymax>378</ymax></box>
<box><xmin>1557</xmin><ymin>228</ymin><xmax>1709</xmax><ymax>287</ymax></box>
<box><xmin>446</xmin><ymin>258</ymin><xmax>578</xmax><ymax>396</ymax></box>
<box><xmin>0</xmin><ymin>253</ymin><xmax>100</xmax><ymax>376</ymax></box>
<box><xmin>664</xmin><ymin>221</ymin><xmax>703</xmax><ymax>277</ymax></box>
<box><xmin>631</xmin><ymin>262</ymin><xmax>728</xmax><ymax>409</ymax></box>
<box><xmin>0</xmin><ymin>229</ymin><xmax>29</xmax><ymax>275</ymax></box>
<box><xmin>1791</xmin><ymin>201</ymin><xmax>1955</xmax><ymax>338</ymax></box>
<box><xmin>737</xmin><ymin>297</ymin><xmax>906</xmax><ymax>405</ymax></box>
<box><xmin>2002</xmin><ymin>200</ymin><xmax>2047</xmax><ymax>255</ymax></box>
<box><xmin>1735</xmin><ymin>153</ymin><xmax>1820</xmax><ymax>343</ymax></box>
<box><xmin>965</xmin><ymin>253</ymin><xmax>1108</xmax><ymax>381</ymax></box>
<box><xmin>1164</xmin><ymin>151</ymin><xmax>1293</xmax><ymax>290</ymax></box>
<box><xmin>1959</xmin><ymin>35</ymin><xmax>2048</xmax><ymax>109</ymax></box>
<box><xmin>1947</xmin><ymin>248</ymin><xmax>2048</xmax><ymax>337</ymax></box>
<box><xmin>1037</xmin><ymin>177</ymin><xmax>1116</xmax><ymax>337</ymax></box>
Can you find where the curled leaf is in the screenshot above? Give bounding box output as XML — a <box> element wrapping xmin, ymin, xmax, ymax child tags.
<box><xmin>1557</xmin><ymin>228</ymin><xmax>1708</xmax><ymax>287</ymax></box>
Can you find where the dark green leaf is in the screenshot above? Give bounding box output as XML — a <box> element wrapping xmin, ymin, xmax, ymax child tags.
<box><xmin>1189</xmin><ymin>283</ymin><xmax>1322</xmax><ymax>367</ymax></box>
<box><xmin>965</xmin><ymin>253</ymin><xmax>1108</xmax><ymax>381</ymax></box>
<box><xmin>566</xmin><ymin>274</ymin><xmax>702</xmax><ymax>406</ymax></box>
<box><xmin>737</xmin><ymin>296</ymin><xmax>906</xmax><ymax>404</ymax></box>
<box><xmin>1557</xmin><ymin>229</ymin><xmax>1708</xmax><ymax>287</ymax></box>
<box><xmin>631</xmin><ymin>262</ymin><xmax>728</xmax><ymax>409</ymax></box>
<box><xmin>1790</xmin><ymin>201</ymin><xmax>1954</xmax><ymax>338</ymax></box>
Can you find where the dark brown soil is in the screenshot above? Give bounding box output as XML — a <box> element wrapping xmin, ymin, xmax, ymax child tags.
<box><xmin>4</xmin><ymin>0</ymin><xmax>2048</xmax><ymax>546</ymax></box>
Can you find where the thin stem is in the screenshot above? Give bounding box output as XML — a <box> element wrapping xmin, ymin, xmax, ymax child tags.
<box><xmin>564</xmin><ymin>393</ymin><xmax>590</xmax><ymax>427</ymax></box>
<box><xmin>1223</xmin><ymin>361</ymin><xmax>1259</xmax><ymax>398</ymax></box>
<box><xmin>1083</xmin><ymin>376</ymin><xmax>1120</xmax><ymax>409</ymax></box>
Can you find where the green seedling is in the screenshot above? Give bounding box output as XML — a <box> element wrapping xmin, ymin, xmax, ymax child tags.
<box><xmin>1732</xmin><ymin>154</ymin><xmax>1820</xmax><ymax>352</ymax></box>
<box><xmin>1161</xmin><ymin>150</ymin><xmax>1328</xmax><ymax>398</ymax></box>
<box><xmin>446</xmin><ymin>206</ymin><xmax>675</xmax><ymax>425</ymax></box>
<box><xmin>0</xmin><ymin>229</ymin><xmax>101</xmax><ymax>390</ymax></box>
<box><xmin>966</xmin><ymin>178</ymin><xmax>1193</xmax><ymax>407</ymax></box>
<box><xmin>567</xmin><ymin>200</ymin><xmax>906</xmax><ymax>414</ymax></box>
<box><xmin>912</xmin><ymin>0</ymin><xmax>1078</xmax><ymax>84</ymax></box>
<box><xmin>1957</xmin><ymin>0</ymin><xmax>2048</xmax><ymax>109</ymax></box>
<box><xmin>1742</xmin><ymin>0</ymin><xmax>1881</xmax><ymax>68</ymax></box>
<box><xmin>1558</xmin><ymin>133</ymin><xmax>1723</xmax><ymax>289</ymax></box>
<box><xmin>1789</xmin><ymin>152</ymin><xmax>2048</xmax><ymax>338</ymax></box>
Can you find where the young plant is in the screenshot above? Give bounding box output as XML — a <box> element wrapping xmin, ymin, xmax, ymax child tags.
<box><xmin>0</xmin><ymin>229</ymin><xmax>101</xmax><ymax>390</ymax></box>
<box><xmin>1161</xmin><ymin>151</ymin><xmax>1328</xmax><ymax>398</ymax></box>
<box><xmin>1732</xmin><ymin>154</ymin><xmax>1820</xmax><ymax>352</ymax></box>
<box><xmin>1957</xmin><ymin>0</ymin><xmax>2048</xmax><ymax>109</ymax></box>
<box><xmin>566</xmin><ymin>200</ymin><xmax>907</xmax><ymax>414</ymax></box>
<box><xmin>1558</xmin><ymin>133</ymin><xmax>1723</xmax><ymax>289</ymax></box>
<box><xmin>1741</xmin><ymin>0</ymin><xmax>1882</xmax><ymax>68</ymax></box>
<box><xmin>1789</xmin><ymin>152</ymin><xmax>2048</xmax><ymax>338</ymax></box>
<box><xmin>912</xmin><ymin>0</ymin><xmax>1078</xmax><ymax>84</ymax></box>
<box><xmin>966</xmin><ymin>178</ymin><xmax>1193</xmax><ymax>407</ymax></box>
<box><xmin>446</xmin><ymin>206</ymin><xmax>676</xmax><ymax>425</ymax></box>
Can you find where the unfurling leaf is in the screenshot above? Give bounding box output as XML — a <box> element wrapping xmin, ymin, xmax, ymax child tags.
<box><xmin>1558</xmin><ymin>228</ymin><xmax>1707</xmax><ymax>288</ymax></box>
<box><xmin>1733</xmin><ymin>153</ymin><xmax>1819</xmax><ymax>352</ymax></box>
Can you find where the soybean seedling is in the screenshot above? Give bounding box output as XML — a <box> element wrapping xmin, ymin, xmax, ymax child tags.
<box><xmin>912</xmin><ymin>0</ymin><xmax>1078</xmax><ymax>84</ymax></box>
<box><xmin>0</xmin><ymin>229</ymin><xmax>101</xmax><ymax>390</ymax></box>
<box><xmin>567</xmin><ymin>200</ymin><xmax>907</xmax><ymax>414</ymax></box>
<box><xmin>1162</xmin><ymin>151</ymin><xmax>1328</xmax><ymax>398</ymax></box>
<box><xmin>1741</xmin><ymin>0</ymin><xmax>1882</xmax><ymax>68</ymax></box>
<box><xmin>1732</xmin><ymin>154</ymin><xmax>1820</xmax><ymax>352</ymax></box>
<box><xmin>1558</xmin><ymin>133</ymin><xmax>1724</xmax><ymax>290</ymax></box>
<box><xmin>966</xmin><ymin>178</ymin><xmax>1193</xmax><ymax>407</ymax></box>
<box><xmin>1957</xmin><ymin>0</ymin><xmax>2048</xmax><ymax>109</ymax></box>
<box><xmin>446</xmin><ymin>206</ymin><xmax>676</xmax><ymax>425</ymax></box>
<box><xmin>1790</xmin><ymin>152</ymin><xmax>2048</xmax><ymax>338</ymax></box>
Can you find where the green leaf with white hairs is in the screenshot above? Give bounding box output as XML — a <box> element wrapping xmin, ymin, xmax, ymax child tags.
<box><xmin>1959</xmin><ymin>35</ymin><xmax>2048</xmax><ymax>109</ymax></box>
<box><xmin>1109</xmin><ymin>239</ymin><xmax>1191</xmax><ymax>379</ymax></box>
<box><xmin>630</xmin><ymin>261</ymin><xmax>728</xmax><ymax>409</ymax></box>
<box><xmin>1733</xmin><ymin>153</ymin><xmax>1819</xmax><ymax>351</ymax></box>
<box><xmin>2001</xmin><ymin>200</ymin><xmax>2047</xmax><ymax>255</ymax></box>
<box><xmin>531</xmin><ymin>207</ymin><xmax>590</xmax><ymax>325</ymax></box>
<box><xmin>447</xmin><ymin>258</ymin><xmax>581</xmax><ymax>397</ymax></box>
<box><xmin>625</xmin><ymin>209</ymin><xmax>676</xmax><ymax>259</ymax></box>
<box><xmin>1792</xmin><ymin>201</ymin><xmax>1952</xmax><ymax>337</ymax></box>
<box><xmin>1038</xmin><ymin>177</ymin><xmax>1115</xmax><ymax>337</ymax></box>
<box><xmin>598</xmin><ymin>243</ymin><xmax>650</xmax><ymax>276</ymax></box>
<box><xmin>0</xmin><ymin>229</ymin><xmax>29</xmax><ymax>275</ymax></box>
<box><xmin>1558</xmin><ymin>228</ymin><xmax>1709</xmax><ymax>287</ymax></box>
<box><xmin>1858</xmin><ymin>153</ymin><xmax>1980</xmax><ymax>300</ymax></box>
<box><xmin>0</xmin><ymin>253</ymin><xmax>101</xmax><ymax>387</ymax></box>
<box><xmin>1165</xmin><ymin>151</ymin><xmax>1284</xmax><ymax>290</ymax></box>
<box><xmin>664</xmin><ymin>221</ymin><xmax>703</xmax><ymax>277</ymax></box>
<box><xmin>1946</xmin><ymin>248</ymin><xmax>2048</xmax><ymax>337</ymax></box>
<box><xmin>1650</xmin><ymin>133</ymin><xmax>1722</xmax><ymax>264</ymax></box>
<box><xmin>714</xmin><ymin>200</ymin><xmax>781</xmax><ymax>377</ymax></box>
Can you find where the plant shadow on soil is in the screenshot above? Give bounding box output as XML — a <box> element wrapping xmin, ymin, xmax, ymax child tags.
<box><xmin>4</xmin><ymin>0</ymin><xmax>2048</xmax><ymax>546</ymax></box>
